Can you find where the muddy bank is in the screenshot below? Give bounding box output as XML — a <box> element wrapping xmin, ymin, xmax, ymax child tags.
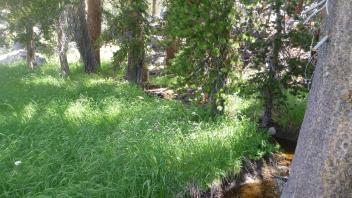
<box><xmin>180</xmin><ymin>137</ymin><xmax>296</xmax><ymax>198</ymax></box>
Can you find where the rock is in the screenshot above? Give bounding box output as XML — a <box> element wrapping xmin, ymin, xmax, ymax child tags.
<box><xmin>275</xmin><ymin>177</ymin><xmax>287</xmax><ymax>194</ymax></box>
<box><xmin>150</xmin><ymin>35</ymin><xmax>164</xmax><ymax>50</ymax></box>
<box><xmin>267</xmin><ymin>127</ymin><xmax>277</xmax><ymax>136</ymax></box>
<box><xmin>0</xmin><ymin>49</ymin><xmax>46</xmax><ymax>65</ymax></box>
<box><xmin>11</xmin><ymin>42</ymin><xmax>24</xmax><ymax>51</ymax></box>
<box><xmin>0</xmin><ymin>47</ymin><xmax>5</xmax><ymax>54</ymax></box>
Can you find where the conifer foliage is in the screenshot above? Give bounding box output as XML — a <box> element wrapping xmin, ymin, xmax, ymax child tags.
<box><xmin>165</xmin><ymin>0</ymin><xmax>239</xmax><ymax>115</ymax></box>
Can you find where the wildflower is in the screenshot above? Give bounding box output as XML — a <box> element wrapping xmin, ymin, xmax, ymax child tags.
<box><xmin>14</xmin><ymin>161</ymin><xmax>22</xmax><ymax>166</ymax></box>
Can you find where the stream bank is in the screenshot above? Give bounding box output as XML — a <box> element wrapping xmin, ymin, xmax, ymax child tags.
<box><xmin>144</xmin><ymin>84</ymin><xmax>297</xmax><ymax>198</ymax></box>
<box><xmin>179</xmin><ymin>137</ymin><xmax>296</xmax><ymax>198</ymax></box>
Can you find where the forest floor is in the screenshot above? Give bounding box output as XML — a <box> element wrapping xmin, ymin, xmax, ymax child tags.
<box><xmin>0</xmin><ymin>62</ymin><xmax>276</xmax><ymax>197</ymax></box>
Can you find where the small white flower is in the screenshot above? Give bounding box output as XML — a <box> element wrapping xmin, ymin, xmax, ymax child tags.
<box><xmin>14</xmin><ymin>161</ymin><xmax>22</xmax><ymax>166</ymax></box>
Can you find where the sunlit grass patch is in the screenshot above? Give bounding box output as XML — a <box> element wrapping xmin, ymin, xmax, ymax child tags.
<box><xmin>0</xmin><ymin>62</ymin><xmax>275</xmax><ymax>197</ymax></box>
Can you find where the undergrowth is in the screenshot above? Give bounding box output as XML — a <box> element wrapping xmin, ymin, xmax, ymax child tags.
<box><xmin>0</xmin><ymin>62</ymin><xmax>275</xmax><ymax>197</ymax></box>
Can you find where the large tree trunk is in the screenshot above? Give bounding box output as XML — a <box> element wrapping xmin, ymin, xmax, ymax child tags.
<box><xmin>71</xmin><ymin>0</ymin><xmax>98</xmax><ymax>73</ymax></box>
<box><xmin>57</xmin><ymin>9</ymin><xmax>70</xmax><ymax>76</ymax></box>
<box><xmin>26</xmin><ymin>26</ymin><xmax>37</xmax><ymax>70</ymax></box>
<box><xmin>282</xmin><ymin>1</ymin><xmax>352</xmax><ymax>197</ymax></box>
<box><xmin>87</xmin><ymin>0</ymin><xmax>102</xmax><ymax>66</ymax></box>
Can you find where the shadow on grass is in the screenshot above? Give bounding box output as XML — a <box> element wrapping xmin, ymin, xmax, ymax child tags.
<box><xmin>0</xmin><ymin>63</ymin><xmax>274</xmax><ymax>197</ymax></box>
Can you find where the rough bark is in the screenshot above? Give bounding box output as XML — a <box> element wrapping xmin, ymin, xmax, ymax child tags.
<box><xmin>71</xmin><ymin>0</ymin><xmax>98</xmax><ymax>73</ymax></box>
<box><xmin>56</xmin><ymin>9</ymin><xmax>70</xmax><ymax>76</ymax></box>
<box><xmin>282</xmin><ymin>1</ymin><xmax>352</xmax><ymax>197</ymax></box>
<box><xmin>87</xmin><ymin>0</ymin><xmax>102</xmax><ymax>66</ymax></box>
<box><xmin>127</xmin><ymin>41</ymin><xmax>147</xmax><ymax>84</ymax></box>
<box><xmin>26</xmin><ymin>26</ymin><xmax>37</xmax><ymax>70</ymax></box>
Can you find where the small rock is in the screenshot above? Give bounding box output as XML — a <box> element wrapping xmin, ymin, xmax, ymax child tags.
<box><xmin>268</xmin><ymin>127</ymin><xmax>276</xmax><ymax>136</ymax></box>
<box><xmin>0</xmin><ymin>49</ymin><xmax>46</xmax><ymax>65</ymax></box>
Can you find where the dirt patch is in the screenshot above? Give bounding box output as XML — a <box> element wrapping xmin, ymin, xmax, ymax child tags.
<box><xmin>145</xmin><ymin>87</ymin><xmax>175</xmax><ymax>100</ymax></box>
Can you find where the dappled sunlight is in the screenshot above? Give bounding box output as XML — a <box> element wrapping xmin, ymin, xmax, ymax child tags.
<box><xmin>0</xmin><ymin>63</ymin><xmax>274</xmax><ymax>197</ymax></box>
<box><xmin>102</xmin><ymin>100</ymin><xmax>123</xmax><ymax>119</ymax></box>
<box><xmin>64</xmin><ymin>97</ymin><xmax>101</xmax><ymax>123</ymax></box>
<box><xmin>22</xmin><ymin>75</ymin><xmax>66</xmax><ymax>88</ymax></box>
<box><xmin>225</xmin><ymin>94</ymin><xmax>263</xmax><ymax>120</ymax></box>
<box><xmin>85</xmin><ymin>78</ymin><xmax>114</xmax><ymax>87</ymax></box>
<box><xmin>20</xmin><ymin>102</ymin><xmax>38</xmax><ymax>123</ymax></box>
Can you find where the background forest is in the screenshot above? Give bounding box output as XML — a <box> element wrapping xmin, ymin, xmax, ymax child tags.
<box><xmin>1</xmin><ymin>0</ymin><xmax>348</xmax><ymax>197</ymax></box>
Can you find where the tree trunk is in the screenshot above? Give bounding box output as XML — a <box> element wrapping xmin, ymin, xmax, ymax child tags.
<box><xmin>282</xmin><ymin>1</ymin><xmax>352</xmax><ymax>197</ymax></box>
<box><xmin>262</xmin><ymin>87</ymin><xmax>273</xmax><ymax>127</ymax></box>
<box><xmin>294</xmin><ymin>0</ymin><xmax>304</xmax><ymax>15</ymax></box>
<box><xmin>127</xmin><ymin>41</ymin><xmax>147</xmax><ymax>84</ymax></box>
<box><xmin>71</xmin><ymin>0</ymin><xmax>98</xmax><ymax>73</ymax></box>
<box><xmin>165</xmin><ymin>38</ymin><xmax>178</xmax><ymax>66</ymax></box>
<box><xmin>262</xmin><ymin>0</ymin><xmax>283</xmax><ymax>128</ymax></box>
<box><xmin>152</xmin><ymin>0</ymin><xmax>157</xmax><ymax>17</ymax></box>
<box><xmin>87</xmin><ymin>0</ymin><xmax>102</xmax><ymax>66</ymax></box>
<box><xmin>126</xmin><ymin>2</ymin><xmax>148</xmax><ymax>85</ymax></box>
<box><xmin>57</xmin><ymin>9</ymin><xmax>70</xmax><ymax>76</ymax></box>
<box><xmin>26</xmin><ymin>26</ymin><xmax>36</xmax><ymax>70</ymax></box>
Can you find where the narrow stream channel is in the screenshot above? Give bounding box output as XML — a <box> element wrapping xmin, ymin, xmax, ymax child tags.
<box><xmin>230</xmin><ymin>137</ymin><xmax>297</xmax><ymax>198</ymax></box>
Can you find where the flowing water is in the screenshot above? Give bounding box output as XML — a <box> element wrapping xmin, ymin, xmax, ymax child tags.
<box><xmin>228</xmin><ymin>137</ymin><xmax>296</xmax><ymax>198</ymax></box>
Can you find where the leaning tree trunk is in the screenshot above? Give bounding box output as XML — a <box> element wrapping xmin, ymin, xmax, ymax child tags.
<box><xmin>71</xmin><ymin>0</ymin><xmax>98</xmax><ymax>73</ymax></box>
<box><xmin>26</xmin><ymin>26</ymin><xmax>37</xmax><ymax>70</ymax></box>
<box><xmin>87</xmin><ymin>0</ymin><xmax>102</xmax><ymax>66</ymax></box>
<box><xmin>282</xmin><ymin>1</ymin><xmax>352</xmax><ymax>197</ymax></box>
<box><xmin>57</xmin><ymin>9</ymin><xmax>70</xmax><ymax>76</ymax></box>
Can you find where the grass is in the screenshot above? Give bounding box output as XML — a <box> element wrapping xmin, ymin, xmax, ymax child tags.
<box><xmin>149</xmin><ymin>74</ymin><xmax>178</xmax><ymax>88</ymax></box>
<box><xmin>273</xmin><ymin>92</ymin><xmax>307</xmax><ymax>134</ymax></box>
<box><xmin>0</xmin><ymin>62</ymin><xmax>275</xmax><ymax>197</ymax></box>
<box><xmin>226</xmin><ymin>91</ymin><xmax>307</xmax><ymax>135</ymax></box>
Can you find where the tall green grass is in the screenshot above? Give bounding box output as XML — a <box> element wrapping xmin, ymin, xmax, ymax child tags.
<box><xmin>273</xmin><ymin>92</ymin><xmax>307</xmax><ymax>134</ymax></box>
<box><xmin>0</xmin><ymin>62</ymin><xmax>274</xmax><ymax>197</ymax></box>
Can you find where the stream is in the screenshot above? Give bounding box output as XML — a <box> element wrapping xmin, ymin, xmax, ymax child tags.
<box><xmin>229</xmin><ymin>137</ymin><xmax>296</xmax><ymax>198</ymax></box>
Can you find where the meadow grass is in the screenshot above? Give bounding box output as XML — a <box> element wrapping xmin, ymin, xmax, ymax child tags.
<box><xmin>0</xmin><ymin>62</ymin><xmax>275</xmax><ymax>197</ymax></box>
